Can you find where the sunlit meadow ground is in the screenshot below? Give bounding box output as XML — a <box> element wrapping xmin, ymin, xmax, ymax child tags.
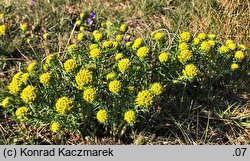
<box><xmin>0</xmin><ymin>0</ymin><xmax>249</xmax><ymax>144</ymax></box>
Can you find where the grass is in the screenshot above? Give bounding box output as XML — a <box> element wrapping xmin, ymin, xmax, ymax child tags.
<box><xmin>0</xmin><ymin>0</ymin><xmax>249</xmax><ymax>144</ymax></box>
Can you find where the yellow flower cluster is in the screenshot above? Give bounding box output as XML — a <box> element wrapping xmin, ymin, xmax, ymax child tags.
<box><xmin>192</xmin><ymin>38</ymin><xmax>200</xmax><ymax>45</ymax></box>
<box><xmin>76</xmin><ymin>20</ymin><xmax>81</xmax><ymax>26</ymax></box>
<box><xmin>55</xmin><ymin>96</ymin><xmax>74</xmax><ymax>115</ymax></box>
<box><xmin>106</xmin><ymin>72</ymin><xmax>116</xmax><ymax>80</ymax></box>
<box><xmin>124</xmin><ymin>110</ymin><xmax>136</xmax><ymax>124</ymax></box>
<box><xmin>234</xmin><ymin>51</ymin><xmax>245</xmax><ymax>60</ymax></box>
<box><xmin>200</xmin><ymin>41</ymin><xmax>212</xmax><ymax>53</ymax></box>
<box><xmin>96</xmin><ymin>109</ymin><xmax>108</xmax><ymax>123</ymax></box>
<box><xmin>198</xmin><ymin>32</ymin><xmax>206</xmax><ymax>40</ymax></box>
<box><xmin>39</xmin><ymin>72</ymin><xmax>52</xmax><ymax>86</ymax></box>
<box><xmin>132</xmin><ymin>38</ymin><xmax>143</xmax><ymax>50</ymax></box>
<box><xmin>158</xmin><ymin>52</ymin><xmax>169</xmax><ymax>63</ymax></box>
<box><xmin>116</xmin><ymin>35</ymin><xmax>123</xmax><ymax>42</ymax></box>
<box><xmin>15</xmin><ymin>106</ymin><xmax>29</xmax><ymax>120</ymax></box>
<box><xmin>64</xmin><ymin>59</ymin><xmax>78</xmax><ymax>72</ymax></box>
<box><xmin>153</xmin><ymin>32</ymin><xmax>164</xmax><ymax>41</ymax></box>
<box><xmin>136</xmin><ymin>90</ymin><xmax>153</xmax><ymax>108</ymax></box>
<box><xmin>89</xmin><ymin>48</ymin><xmax>101</xmax><ymax>59</ymax></box>
<box><xmin>20</xmin><ymin>73</ymin><xmax>30</xmax><ymax>83</ymax></box>
<box><xmin>178</xmin><ymin>42</ymin><xmax>189</xmax><ymax>51</ymax></box>
<box><xmin>115</xmin><ymin>53</ymin><xmax>123</xmax><ymax>60</ymax></box>
<box><xmin>218</xmin><ymin>45</ymin><xmax>229</xmax><ymax>54</ymax></box>
<box><xmin>2</xmin><ymin>97</ymin><xmax>10</xmax><ymax>107</ymax></box>
<box><xmin>77</xmin><ymin>33</ymin><xmax>84</xmax><ymax>41</ymax></box>
<box><xmin>109</xmin><ymin>80</ymin><xmax>122</xmax><ymax>94</ymax></box>
<box><xmin>93</xmin><ymin>32</ymin><xmax>102</xmax><ymax>42</ymax></box>
<box><xmin>20</xmin><ymin>85</ymin><xmax>38</xmax><ymax>104</ymax></box>
<box><xmin>137</xmin><ymin>46</ymin><xmax>150</xmax><ymax>60</ymax></box>
<box><xmin>178</xmin><ymin>50</ymin><xmax>192</xmax><ymax>63</ymax></box>
<box><xmin>239</xmin><ymin>44</ymin><xmax>247</xmax><ymax>51</ymax></box>
<box><xmin>8</xmin><ymin>72</ymin><xmax>23</xmax><ymax>95</ymax></box>
<box><xmin>150</xmin><ymin>83</ymin><xmax>163</xmax><ymax>96</ymax></box>
<box><xmin>89</xmin><ymin>43</ymin><xmax>98</xmax><ymax>50</ymax></box>
<box><xmin>208</xmin><ymin>34</ymin><xmax>216</xmax><ymax>39</ymax></box>
<box><xmin>83</xmin><ymin>86</ymin><xmax>96</xmax><ymax>103</ymax></box>
<box><xmin>118</xmin><ymin>58</ymin><xmax>131</xmax><ymax>73</ymax></box>
<box><xmin>20</xmin><ymin>23</ymin><xmax>27</xmax><ymax>31</ymax></box>
<box><xmin>27</xmin><ymin>61</ymin><xmax>38</xmax><ymax>72</ymax></box>
<box><xmin>51</xmin><ymin>122</ymin><xmax>60</xmax><ymax>133</ymax></box>
<box><xmin>43</xmin><ymin>33</ymin><xmax>49</xmax><ymax>40</ymax></box>
<box><xmin>182</xmin><ymin>64</ymin><xmax>198</xmax><ymax>79</ymax></box>
<box><xmin>180</xmin><ymin>31</ymin><xmax>191</xmax><ymax>42</ymax></box>
<box><xmin>43</xmin><ymin>55</ymin><xmax>56</xmax><ymax>71</ymax></box>
<box><xmin>75</xmin><ymin>69</ymin><xmax>93</xmax><ymax>90</ymax></box>
<box><xmin>67</xmin><ymin>44</ymin><xmax>77</xmax><ymax>54</ymax></box>
<box><xmin>119</xmin><ymin>24</ymin><xmax>127</xmax><ymax>33</ymax></box>
<box><xmin>0</xmin><ymin>24</ymin><xmax>6</xmax><ymax>36</ymax></box>
<box><xmin>231</xmin><ymin>63</ymin><xmax>239</xmax><ymax>71</ymax></box>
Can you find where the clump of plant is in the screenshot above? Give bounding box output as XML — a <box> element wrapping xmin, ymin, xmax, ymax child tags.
<box><xmin>1</xmin><ymin>14</ymin><xmax>249</xmax><ymax>141</ymax></box>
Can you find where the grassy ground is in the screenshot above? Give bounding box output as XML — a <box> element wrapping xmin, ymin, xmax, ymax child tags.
<box><xmin>0</xmin><ymin>0</ymin><xmax>249</xmax><ymax>144</ymax></box>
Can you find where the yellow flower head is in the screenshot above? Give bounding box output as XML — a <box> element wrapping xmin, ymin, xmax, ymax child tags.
<box><xmin>153</xmin><ymin>32</ymin><xmax>164</xmax><ymax>41</ymax></box>
<box><xmin>116</xmin><ymin>35</ymin><xmax>123</xmax><ymax>42</ymax></box>
<box><xmin>200</xmin><ymin>41</ymin><xmax>212</xmax><ymax>53</ymax></box>
<box><xmin>109</xmin><ymin>80</ymin><xmax>122</xmax><ymax>94</ymax></box>
<box><xmin>136</xmin><ymin>90</ymin><xmax>153</xmax><ymax>108</ymax></box>
<box><xmin>94</xmin><ymin>33</ymin><xmax>102</xmax><ymax>42</ymax></box>
<box><xmin>158</xmin><ymin>52</ymin><xmax>169</xmax><ymax>63</ymax></box>
<box><xmin>15</xmin><ymin>106</ymin><xmax>29</xmax><ymax>121</ymax></box>
<box><xmin>115</xmin><ymin>53</ymin><xmax>123</xmax><ymax>60</ymax></box>
<box><xmin>77</xmin><ymin>33</ymin><xmax>84</xmax><ymax>41</ymax></box>
<box><xmin>80</xmin><ymin>13</ymin><xmax>84</xmax><ymax>19</ymax></box>
<box><xmin>227</xmin><ymin>43</ymin><xmax>236</xmax><ymax>51</ymax></box>
<box><xmin>20</xmin><ymin>85</ymin><xmax>37</xmax><ymax>104</ymax></box>
<box><xmin>0</xmin><ymin>25</ymin><xmax>7</xmax><ymax>36</ymax></box>
<box><xmin>231</xmin><ymin>63</ymin><xmax>239</xmax><ymax>71</ymax></box>
<box><xmin>112</xmin><ymin>41</ymin><xmax>118</xmax><ymax>49</ymax></box>
<box><xmin>132</xmin><ymin>38</ymin><xmax>143</xmax><ymax>50</ymax></box>
<box><xmin>96</xmin><ymin>109</ymin><xmax>108</xmax><ymax>123</ymax></box>
<box><xmin>234</xmin><ymin>51</ymin><xmax>245</xmax><ymax>60</ymax></box>
<box><xmin>43</xmin><ymin>33</ymin><xmax>49</xmax><ymax>40</ymax></box>
<box><xmin>55</xmin><ymin>96</ymin><xmax>74</xmax><ymax>115</ymax></box>
<box><xmin>193</xmin><ymin>37</ymin><xmax>200</xmax><ymax>45</ymax></box>
<box><xmin>76</xmin><ymin>20</ymin><xmax>81</xmax><ymax>26</ymax></box>
<box><xmin>0</xmin><ymin>13</ymin><xmax>4</xmax><ymax>19</ymax></box>
<box><xmin>20</xmin><ymin>73</ymin><xmax>30</xmax><ymax>83</ymax></box>
<box><xmin>119</xmin><ymin>24</ymin><xmax>127</xmax><ymax>33</ymax></box>
<box><xmin>20</xmin><ymin>23</ymin><xmax>27</xmax><ymax>31</ymax></box>
<box><xmin>178</xmin><ymin>50</ymin><xmax>192</xmax><ymax>63</ymax></box>
<box><xmin>39</xmin><ymin>72</ymin><xmax>52</xmax><ymax>86</ymax></box>
<box><xmin>137</xmin><ymin>46</ymin><xmax>150</xmax><ymax>60</ymax></box>
<box><xmin>75</xmin><ymin>69</ymin><xmax>93</xmax><ymax>90</ymax></box>
<box><xmin>2</xmin><ymin>97</ymin><xmax>10</xmax><ymax>107</ymax></box>
<box><xmin>118</xmin><ymin>58</ymin><xmax>131</xmax><ymax>73</ymax></box>
<box><xmin>180</xmin><ymin>32</ymin><xmax>191</xmax><ymax>42</ymax></box>
<box><xmin>67</xmin><ymin>44</ymin><xmax>77</xmax><ymax>53</ymax></box>
<box><xmin>218</xmin><ymin>45</ymin><xmax>229</xmax><ymax>54</ymax></box>
<box><xmin>106</xmin><ymin>72</ymin><xmax>116</xmax><ymax>81</ymax></box>
<box><xmin>198</xmin><ymin>32</ymin><xmax>206</xmax><ymax>40</ymax></box>
<box><xmin>124</xmin><ymin>110</ymin><xmax>136</xmax><ymax>124</ymax></box>
<box><xmin>178</xmin><ymin>42</ymin><xmax>189</xmax><ymax>51</ymax></box>
<box><xmin>102</xmin><ymin>41</ymin><xmax>113</xmax><ymax>49</ymax></box>
<box><xmin>182</xmin><ymin>64</ymin><xmax>198</xmax><ymax>79</ymax></box>
<box><xmin>8</xmin><ymin>79</ymin><xmax>22</xmax><ymax>95</ymax></box>
<box><xmin>226</xmin><ymin>39</ymin><xmax>234</xmax><ymax>45</ymax></box>
<box><xmin>27</xmin><ymin>61</ymin><xmax>38</xmax><ymax>72</ymax></box>
<box><xmin>51</xmin><ymin>122</ymin><xmax>60</xmax><ymax>133</ymax></box>
<box><xmin>208</xmin><ymin>34</ymin><xmax>216</xmax><ymax>39</ymax></box>
<box><xmin>89</xmin><ymin>43</ymin><xmax>98</xmax><ymax>50</ymax></box>
<box><xmin>83</xmin><ymin>86</ymin><xmax>96</xmax><ymax>103</ymax></box>
<box><xmin>64</xmin><ymin>59</ymin><xmax>78</xmax><ymax>72</ymax></box>
<box><xmin>239</xmin><ymin>44</ymin><xmax>247</xmax><ymax>51</ymax></box>
<box><xmin>90</xmin><ymin>48</ymin><xmax>101</xmax><ymax>59</ymax></box>
<box><xmin>80</xmin><ymin>26</ymin><xmax>84</xmax><ymax>31</ymax></box>
<box><xmin>150</xmin><ymin>82</ymin><xmax>163</xmax><ymax>96</ymax></box>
